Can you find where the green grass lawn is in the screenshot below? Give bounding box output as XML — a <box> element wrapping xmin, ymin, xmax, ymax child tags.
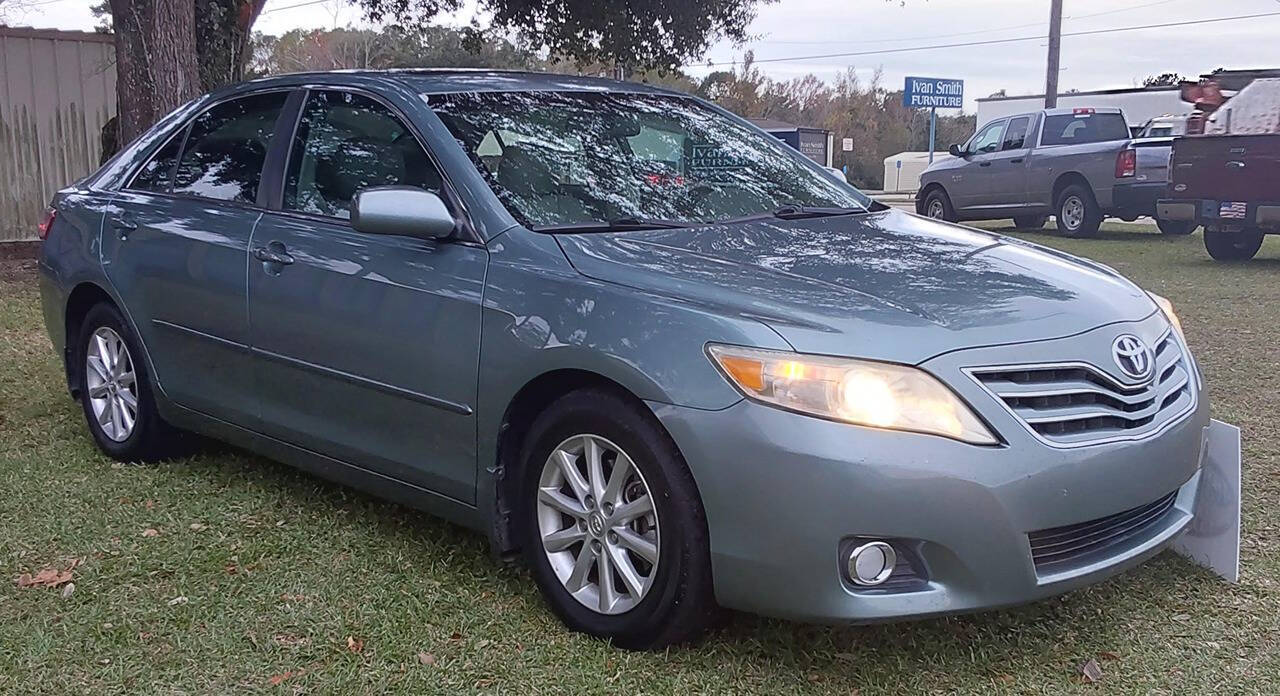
<box><xmin>2</xmin><ymin>226</ymin><xmax>1279</xmax><ymax>694</ymax></box>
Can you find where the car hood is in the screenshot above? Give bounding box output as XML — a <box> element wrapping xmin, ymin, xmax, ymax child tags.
<box><xmin>554</xmin><ymin>209</ymin><xmax>1158</xmax><ymax>364</ymax></box>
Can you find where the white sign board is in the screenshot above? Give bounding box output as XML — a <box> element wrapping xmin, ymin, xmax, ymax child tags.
<box><xmin>841</xmin><ymin>137</ymin><xmax>854</xmax><ymax>152</ymax></box>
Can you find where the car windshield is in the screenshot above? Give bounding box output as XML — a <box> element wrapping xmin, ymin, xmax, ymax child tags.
<box><xmin>428</xmin><ymin>90</ymin><xmax>871</xmax><ymax>229</ymax></box>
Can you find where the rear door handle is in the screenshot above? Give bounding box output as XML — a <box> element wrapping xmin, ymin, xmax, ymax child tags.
<box><xmin>253</xmin><ymin>245</ymin><xmax>294</xmax><ymax>266</ymax></box>
<box><xmin>112</xmin><ymin>215</ymin><xmax>138</xmax><ymax>239</ymax></box>
<box><xmin>979</xmin><ymin>162</ymin><xmax>992</xmax><ymax>167</ymax></box>
<box><xmin>1010</xmin><ymin>158</ymin><xmax>1024</xmax><ymax>164</ymax></box>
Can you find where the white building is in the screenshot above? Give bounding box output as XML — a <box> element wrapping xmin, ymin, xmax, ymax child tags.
<box><xmin>976</xmin><ymin>85</ymin><xmax>1186</xmax><ymax>131</ymax></box>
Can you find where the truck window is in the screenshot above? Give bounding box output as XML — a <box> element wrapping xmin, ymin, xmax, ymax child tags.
<box><xmin>969</xmin><ymin>121</ymin><xmax>1005</xmax><ymax>155</ymax></box>
<box><xmin>1040</xmin><ymin>113</ymin><xmax>1130</xmax><ymax>146</ymax></box>
<box><xmin>1002</xmin><ymin>117</ymin><xmax>1031</xmax><ymax>150</ymax></box>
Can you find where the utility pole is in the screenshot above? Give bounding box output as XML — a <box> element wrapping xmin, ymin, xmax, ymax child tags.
<box><xmin>1045</xmin><ymin>0</ymin><xmax>1064</xmax><ymax>108</ymax></box>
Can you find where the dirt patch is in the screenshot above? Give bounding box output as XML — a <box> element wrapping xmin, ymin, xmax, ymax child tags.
<box><xmin>0</xmin><ymin>259</ymin><xmax>37</xmax><ymax>285</ymax></box>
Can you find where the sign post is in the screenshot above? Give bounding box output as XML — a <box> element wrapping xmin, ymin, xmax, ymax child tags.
<box><xmin>903</xmin><ymin>76</ymin><xmax>964</xmax><ymax>164</ymax></box>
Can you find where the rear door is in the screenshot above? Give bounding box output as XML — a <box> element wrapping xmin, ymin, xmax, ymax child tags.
<box><xmin>102</xmin><ymin>90</ymin><xmax>291</xmax><ymax>427</ymax></box>
<box><xmin>949</xmin><ymin>119</ymin><xmax>1006</xmax><ymax>211</ymax></box>
<box><xmin>247</xmin><ymin>88</ymin><xmax>487</xmax><ymax>503</ymax></box>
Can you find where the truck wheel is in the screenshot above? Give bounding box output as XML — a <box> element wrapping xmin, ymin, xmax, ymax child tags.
<box><xmin>1204</xmin><ymin>227</ymin><xmax>1264</xmax><ymax>261</ymax></box>
<box><xmin>1013</xmin><ymin>215</ymin><xmax>1048</xmax><ymax>230</ymax></box>
<box><xmin>1055</xmin><ymin>185</ymin><xmax>1102</xmax><ymax>238</ymax></box>
<box><xmin>921</xmin><ymin>189</ymin><xmax>956</xmax><ymax>222</ymax></box>
<box><xmin>1157</xmin><ymin>219</ymin><xmax>1197</xmax><ymax>236</ymax></box>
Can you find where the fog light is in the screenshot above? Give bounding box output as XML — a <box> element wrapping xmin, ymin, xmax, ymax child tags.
<box><xmin>847</xmin><ymin>541</ymin><xmax>896</xmax><ymax>586</ymax></box>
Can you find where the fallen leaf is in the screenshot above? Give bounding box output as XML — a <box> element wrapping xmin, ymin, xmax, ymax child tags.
<box><xmin>1079</xmin><ymin>658</ymin><xmax>1103</xmax><ymax>683</ymax></box>
<box><xmin>1172</xmin><ymin>613</ymin><xmax>1191</xmax><ymax>622</ymax></box>
<box><xmin>346</xmin><ymin>636</ymin><xmax>364</xmax><ymax>654</ymax></box>
<box><xmin>224</xmin><ymin>564</ymin><xmax>239</xmax><ymax>575</ymax></box>
<box><xmin>144</xmin><ymin>500</ymin><xmax>154</xmax><ymax>510</ymax></box>
<box><xmin>167</xmin><ymin>596</ymin><xmax>188</xmax><ymax>606</ymax></box>
<box><xmin>189</xmin><ymin>523</ymin><xmax>207</xmax><ymax>532</ymax></box>
<box><xmin>268</xmin><ymin>671</ymin><xmax>295</xmax><ymax>686</ymax></box>
<box><xmin>417</xmin><ymin>652</ymin><xmax>436</xmax><ymax>666</ymax></box>
<box><xmin>274</xmin><ymin>634</ymin><xmax>309</xmax><ymax>647</ymax></box>
<box><xmin>807</xmin><ymin>673</ymin><xmax>822</xmax><ymax>683</ymax></box>
<box><xmin>476</xmin><ymin>639</ymin><xmax>492</xmax><ymax>650</ymax></box>
<box><xmin>61</xmin><ymin>582</ymin><xmax>76</xmax><ymax>599</ymax></box>
<box><xmin>1098</xmin><ymin>650</ymin><xmax>1122</xmax><ymax>661</ymax></box>
<box><xmin>449</xmin><ymin>632</ymin><xmax>463</xmax><ymax>641</ymax></box>
<box><xmin>993</xmin><ymin>673</ymin><xmax>1015</xmax><ymax>683</ymax></box>
<box><xmin>15</xmin><ymin>567</ymin><xmax>73</xmax><ymax>589</ymax></box>
<box><xmin>141</xmin><ymin>528</ymin><xmax>159</xmax><ymax>538</ymax></box>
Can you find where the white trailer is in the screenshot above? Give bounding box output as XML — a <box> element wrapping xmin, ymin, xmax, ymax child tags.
<box><xmin>976</xmin><ymin>86</ymin><xmax>1187</xmax><ymax>132</ymax></box>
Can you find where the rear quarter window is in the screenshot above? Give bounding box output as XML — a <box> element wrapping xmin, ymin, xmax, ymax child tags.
<box><xmin>1040</xmin><ymin>113</ymin><xmax>1130</xmax><ymax>146</ymax></box>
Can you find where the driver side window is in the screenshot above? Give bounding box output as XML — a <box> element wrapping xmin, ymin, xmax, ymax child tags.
<box><xmin>969</xmin><ymin>121</ymin><xmax>1006</xmax><ymax>155</ymax></box>
<box><xmin>283</xmin><ymin>90</ymin><xmax>443</xmax><ymax>220</ymax></box>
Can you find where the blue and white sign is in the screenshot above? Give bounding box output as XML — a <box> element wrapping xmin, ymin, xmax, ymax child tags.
<box><xmin>903</xmin><ymin>76</ymin><xmax>964</xmax><ymax>109</ymax></box>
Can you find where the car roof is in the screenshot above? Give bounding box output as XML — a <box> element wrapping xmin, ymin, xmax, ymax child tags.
<box><xmin>231</xmin><ymin>68</ymin><xmax>690</xmax><ymax>98</ymax></box>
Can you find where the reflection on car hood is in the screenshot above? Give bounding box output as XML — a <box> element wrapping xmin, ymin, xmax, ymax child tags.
<box><xmin>554</xmin><ymin>209</ymin><xmax>1157</xmax><ymax>364</ymax></box>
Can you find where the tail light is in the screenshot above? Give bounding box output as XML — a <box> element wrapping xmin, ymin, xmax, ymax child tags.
<box><xmin>1115</xmin><ymin>149</ymin><xmax>1136</xmax><ymax>178</ymax></box>
<box><xmin>37</xmin><ymin>207</ymin><xmax>56</xmax><ymax>241</ymax></box>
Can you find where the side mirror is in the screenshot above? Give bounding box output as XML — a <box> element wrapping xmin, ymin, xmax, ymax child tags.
<box><xmin>948</xmin><ymin>143</ymin><xmax>963</xmax><ymax>158</ymax></box>
<box><xmin>823</xmin><ymin>166</ymin><xmax>847</xmax><ymax>182</ymax></box>
<box><xmin>351</xmin><ymin>186</ymin><xmax>455</xmax><ymax>240</ymax></box>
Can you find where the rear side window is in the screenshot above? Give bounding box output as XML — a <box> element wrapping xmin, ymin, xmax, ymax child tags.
<box><xmin>1002</xmin><ymin>117</ymin><xmax>1031</xmax><ymax>150</ymax></box>
<box><xmin>171</xmin><ymin>91</ymin><xmax>288</xmax><ymax>203</ymax></box>
<box><xmin>1041</xmin><ymin>113</ymin><xmax>1130</xmax><ymax>146</ymax></box>
<box><xmin>283</xmin><ymin>90</ymin><xmax>444</xmax><ymax>220</ymax></box>
<box><xmin>128</xmin><ymin>130</ymin><xmax>185</xmax><ymax>193</ymax></box>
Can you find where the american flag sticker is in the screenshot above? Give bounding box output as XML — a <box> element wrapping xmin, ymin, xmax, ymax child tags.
<box><xmin>1219</xmin><ymin>201</ymin><xmax>1248</xmax><ymax>219</ymax></box>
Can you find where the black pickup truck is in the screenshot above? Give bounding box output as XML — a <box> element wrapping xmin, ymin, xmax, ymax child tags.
<box><xmin>1158</xmin><ymin>134</ymin><xmax>1280</xmax><ymax>261</ymax></box>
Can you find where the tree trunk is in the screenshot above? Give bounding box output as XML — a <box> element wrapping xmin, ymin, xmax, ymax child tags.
<box><xmin>109</xmin><ymin>0</ymin><xmax>201</xmax><ymax>145</ymax></box>
<box><xmin>195</xmin><ymin>0</ymin><xmax>268</xmax><ymax>92</ymax></box>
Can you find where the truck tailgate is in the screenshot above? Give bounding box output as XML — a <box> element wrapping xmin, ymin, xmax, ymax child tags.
<box><xmin>1170</xmin><ymin>134</ymin><xmax>1280</xmax><ymax>200</ymax></box>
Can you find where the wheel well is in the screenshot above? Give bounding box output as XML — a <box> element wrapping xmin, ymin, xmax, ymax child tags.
<box><xmin>491</xmin><ymin>369</ymin><xmax>650</xmax><ymax>557</ymax></box>
<box><xmin>1051</xmin><ymin>172</ymin><xmax>1092</xmax><ymax>207</ymax></box>
<box><xmin>62</xmin><ymin>283</ymin><xmax>115</xmax><ymax>397</ymax></box>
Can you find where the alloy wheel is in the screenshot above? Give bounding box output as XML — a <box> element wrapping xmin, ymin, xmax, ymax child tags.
<box><xmin>85</xmin><ymin>326</ymin><xmax>138</xmax><ymax>442</ymax></box>
<box><xmin>535</xmin><ymin>434</ymin><xmax>661</xmax><ymax>615</ymax></box>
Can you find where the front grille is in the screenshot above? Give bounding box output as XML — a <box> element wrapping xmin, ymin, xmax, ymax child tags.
<box><xmin>1028</xmin><ymin>491</ymin><xmax>1177</xmax><ymax>574</ymax></box>
<box><xmin>969</xmin><ymin>330</ymin><xmax>1194</xmax><ymax>446</ymax></box>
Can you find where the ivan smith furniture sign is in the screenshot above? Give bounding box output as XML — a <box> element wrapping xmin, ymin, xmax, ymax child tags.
<box><xmin>903</xmin><ymin>77</ymin><xmax>964</xmax><ymax>109</ymax></box>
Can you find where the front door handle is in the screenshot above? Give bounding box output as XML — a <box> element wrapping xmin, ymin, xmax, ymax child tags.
<box><xmin>1010</xmin><ymin>158</ymin><xmax>1024</xmax><ymax>164</ymax></box>
<box><xmin>979</xmin><ymin>161</ymin><xmax>992</xmax><ymax>167</ymax></box>
<box><xmin>253</xmin><ymin>244</ymin><xmax>294</xmax><ymax>266</ymax></box>
<box><xmin>112</xmin><ymin>216</ymin><xmax>138</xmax><ymax>239</ymax></box>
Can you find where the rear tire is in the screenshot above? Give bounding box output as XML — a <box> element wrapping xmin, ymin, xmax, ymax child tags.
<box><xmin>1204</xmin><ymin>227</ymin><xmax>1263</xmax><ymax>261</ymax></box>
<box><xmin>1013</xmin><ymin>215</ymin><xmax>1049</xmax><ymax>230</ymax></box>
<box><xmin>1055</xmin><ymin>184</ymin><xmax>1103</xmax><ymax>238</ymax></box>
<box><xmin>521</xmin><ymin>388</ymin><xmax>716</xmax><ymax>650</ymax></box>
<box><xmin>75</xmin><ymin>303</ymin><xmax>188</xmax><ymax>462</ymax></box>
<box><xmin>921</xmin><ymin>188</ymin><xmax>957</xmax><ymax>223</ymax></box>
<box><xmin>1157</xmin><ymin>219</ymin><xmax>1197</xmax><ymax>236</ymax></box>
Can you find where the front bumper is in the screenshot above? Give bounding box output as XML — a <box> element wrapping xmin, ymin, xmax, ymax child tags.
<box><xmin>653</xmin><ymin>319</ymin><xmax>1210</xmax><ymax>623</ymax></box>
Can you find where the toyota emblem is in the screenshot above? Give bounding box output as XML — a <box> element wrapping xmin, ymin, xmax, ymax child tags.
<box><xmin>1112</xmin><ymin>334</ymin><xmax>1153</xmax><ymax>380</ymax></box>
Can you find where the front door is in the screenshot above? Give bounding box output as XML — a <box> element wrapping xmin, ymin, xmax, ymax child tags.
<box><xmin>949</xmin><ymin>119</ymin><xmax>1006</xmax><ymax>212</ymax></box>
<box><xmin>982</xmin><ymin>115</ymin><xmax>1033</xmax><ymax>210</ymax></box>
<box><xmin>247</xmin><ymin>89</ymin><xmax>487</xmax><ymax>503</ymax></box>
<box><xmin>102</xmin><ymin>91</ymin><xmax>290</xmax><ymax>427</ymax></box>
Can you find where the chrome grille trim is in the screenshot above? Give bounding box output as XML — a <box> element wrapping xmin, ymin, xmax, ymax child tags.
<box><xmin>964</xmin><ymin>329</ymin><xmax>1197</xmax><ymax>448</ymax></box>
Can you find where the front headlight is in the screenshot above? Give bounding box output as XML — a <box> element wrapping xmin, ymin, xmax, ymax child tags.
<box><xmin>1148</xmin><ymin>292</ymin><xmax>1184</xmax><ymax>340</ymax></box>
<box><xmin>707</xmin><ymin>344</ymin><xmax>998</xmax><ymax>445</ymax></box>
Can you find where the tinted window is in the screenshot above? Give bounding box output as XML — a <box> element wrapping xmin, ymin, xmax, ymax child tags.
<box><xmin>969</xmin><ymin>121</ymin><xmax>1005</xmax><ymax>154</ymax></box>
<box><xmin>171</xmin><ymin>91</ymin><xmax>287</xmax><ymax>203</ymax></box>
<box><xmin>1002</xmin><ymin>117</ymin><xmax>1030</xmax><ymax>150</ymax></box>
<box><xmin>284</xmin><ymin>90</ymin><xmax>443</xmax><ymax>220</ymax></box>
<box><xmin>1041</xmin><ymin>113</ymin><xmax>1130</xmax><ymax>146</ymax></box>
<box><xmin>128</xmin><ymin>130</ymin><xmax>185</xmax><ymax>193</ymax></box>
<box><xmin>431</xmin><ymin>91</ymin><xmax>870</xmax><ymax>228</ymax></box>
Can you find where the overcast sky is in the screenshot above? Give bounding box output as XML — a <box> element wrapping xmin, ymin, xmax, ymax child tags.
<box><xmin>14</xmin><ymin>0</ymin><xmax>1280</xmax><ymax>112</ymax></box>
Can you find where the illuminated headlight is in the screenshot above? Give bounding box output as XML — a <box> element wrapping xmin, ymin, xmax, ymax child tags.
<box><xmin>707</xmin><ymin>344</ymin><xmax>998</xmax><ymax>445</ymax></box>
<box><xmin>1148</xmin><ymin>292</ymin><xmax>1183</xmax><ymax>340</ymax></box>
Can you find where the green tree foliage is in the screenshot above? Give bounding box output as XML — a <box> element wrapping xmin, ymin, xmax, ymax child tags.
<box><xmin>251</xmin><ymin>25</ymin><xmax>542</xmax><ymax>75</ymax></box>
<box><xmin>1143</xmin><ymin>72</ymin><xmax>1183</xmax><ymax>87</ymax></box>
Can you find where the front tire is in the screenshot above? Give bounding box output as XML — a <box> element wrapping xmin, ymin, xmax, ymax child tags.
<box><xmin>1157</xmin><ymin>219</ymin><xmax>1197</xmax><ymax>236</ymax></box>
<box><xmin>1055</xmin><ymin>184</ymin><xmax>1102</xmax><ymax>238</ymax></box>
<box><xmin>75</xmin><ymin>303</ymin><xmax>186</xmax><ymax>462</ymax></box>
<box><xmin>521</xmin><ymin>388</ymin><xmax>715</xmax><ymax>650</ymax></box>
<box><xmin>1204</xmin><ymin>227</ymin><xmax>1264</xmax><ymax>261</ymax></box>
<box><xmin>921</xmin><ymin>188</ymin><xmax>957</xmax><ymax>222</ymax></box>
<box><xmin>1013</xmin><ymin>215</ymin><xmax>1049</xmax><ymax>230</ymax></box>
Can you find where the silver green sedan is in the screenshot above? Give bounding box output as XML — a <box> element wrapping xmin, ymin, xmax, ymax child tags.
<box><xmin>38</xmin><ymin>70</ymin><xmax>1221</xmax><ymax>649</ymax></box>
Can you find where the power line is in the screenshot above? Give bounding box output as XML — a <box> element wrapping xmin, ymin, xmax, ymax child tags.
<box><xmin>691</xmin><ymin>10</ymin><xmax>1280</xmax><ymax>68</ymax></box>
<box><xmin>752</xmin><ymin>0</ymin><xmax>1181</xmax><ymax>46</ymax></box>
<box><xmin>263</xmin><ymin>0</ymin><xmax>340</xmax><ymax>14</ymax></box>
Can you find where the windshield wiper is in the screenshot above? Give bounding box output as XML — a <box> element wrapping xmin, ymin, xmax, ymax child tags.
<box><xmin>717</xmin><ymin>205</ymin><xmax>870</xmax><ymax>225</ymax></box>
<box><xmin>533</xmin><ymin>217</ymin><xmax>689</xmax><ymax>233</ymax></box>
